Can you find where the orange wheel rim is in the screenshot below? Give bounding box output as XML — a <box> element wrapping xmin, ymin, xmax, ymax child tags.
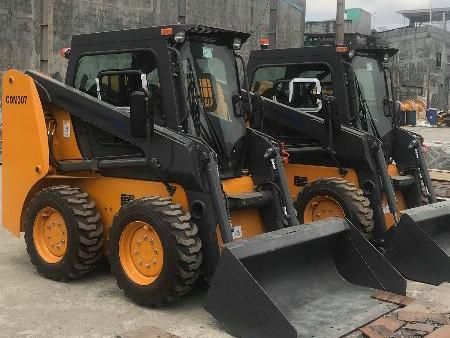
<box><xmin>33</xmin><ymin>207</ymin><xmax>68</xmax><ymax>264</ymax></box>
<box><xmin>119</xmin><ymin>221</ymin><xmax>164</xmax><ymax>286</ymax></box>
<box><xmin>304</xmin><ymin>196</ymin><xmax>345</xmax><ymax>223</ymax></box>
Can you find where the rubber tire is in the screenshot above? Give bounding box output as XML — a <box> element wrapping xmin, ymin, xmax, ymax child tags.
<box><xmin>296</xmin><ymin>178</ymin><xmax>374</xmax><ymax>236</ymax></box>
<box><xmin>109</xmin><ymin>197</ymin><xmax>202</xmax><ymax>306</ymax></box>
<box><xmin>24</xmin><ymin>185</ymin><xmax>104</xmax><ymax>281</ymax></box>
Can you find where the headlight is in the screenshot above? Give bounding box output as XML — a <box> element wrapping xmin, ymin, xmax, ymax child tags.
<box><xmin>232</xmin><ymin>38</ymin><xmax>242</xmax><ymax>50</ymax></box>
<box><xmin>174</xmin><ymin>31</ymin><xmax>186</xmax><ymax>44</ymax></box>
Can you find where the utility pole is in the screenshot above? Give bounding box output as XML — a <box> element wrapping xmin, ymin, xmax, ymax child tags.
<box><xmin>336</xmin><ymin>0</ymin><xmax>345</xmax><ymax>46</ymax></box>
<box><xmin>268</xmin><ymin>0</ymin><xmax>278</xmax><ymax>49</ymax></box>
<box><xmin>426</xmin><ymin>0</ymin><xmax>432</xmax><ymax>109</ymax></box>
<box><xmin>178</xmin><ymin>0</ymin><xmax>186</xmax><ymax>24</ymax></box>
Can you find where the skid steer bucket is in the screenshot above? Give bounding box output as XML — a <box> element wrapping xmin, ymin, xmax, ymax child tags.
<box><xmin>206</xmin><ymin>219</ymin><xmax>406</xmax><ymax>338</ymax></box>
<box><xmin>385</xmin><ymin>201</ymin><xmax>450</xmax><ymax>285</ymax></box>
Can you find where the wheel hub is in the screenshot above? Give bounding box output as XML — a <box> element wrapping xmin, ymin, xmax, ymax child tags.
<box><xmin>33</xmin><ymin>207</ymin><xmax>68</xmax><ymax>263</ymax></box>
<box><xmin>119</xmin><ymin>221</ymin><xmax>164</xmax><ymax>285</ymax></box>
<box><xmin>304</xmin><ymin>196</ymin><xmax>345</xmax><ymax>223</ymax></box>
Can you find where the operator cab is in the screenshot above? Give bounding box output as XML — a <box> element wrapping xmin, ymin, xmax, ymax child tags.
<box><xmin>65</xmin><ymin>25</ymin><xmax>250</xmax><ymax>177</ymax></box>
<box><xmin>248</xmin><ymin>45</ymin><xmax>398</xmax><ymax>150</ymax></box>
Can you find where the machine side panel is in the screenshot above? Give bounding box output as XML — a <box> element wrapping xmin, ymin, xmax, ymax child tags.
<box><xmin>41</xmin><ymin>176</ymin><xmax>190</xmax><ymax>237</ymax></box>
<box><xmin>50</xmin><ymin>108</ymin><xmax>84</xmax><ymax>160</ymax></box>
<box><xmin>284</xmin><ymin>163</ymin><xmax>359</xmax><ymax>198</ymax></box>
<box><xmin>1</xmin><ymin>70</ymin><xmax>50</xmax><ymax>236</ymax></box>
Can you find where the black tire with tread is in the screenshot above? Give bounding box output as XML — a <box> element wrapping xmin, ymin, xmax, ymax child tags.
<box><xmin>24</xmin><ymin>185</ymin><xmax>104</xmax><ymax>281</ymax></box>
<box><xmin>109</xmin><ymin>196</ymin><xmax>202</xmax><ymax>307</ymax></box>
<box><xmin>296</xmin><ymin>178</ymin><xmax>374</xmax><ymax>236</ymax></box>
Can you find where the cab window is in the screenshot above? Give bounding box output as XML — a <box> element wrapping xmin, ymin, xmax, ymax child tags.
<box><xmin>252</xmin><ymin>63</ymin><xmax>332</xmax><ymax>112</ymax></box>
<box><xmin>73</xmin><ymin>50</ymin><xmax>161</xmax><ymax>153</ymax></box>
<box><xmin>74</xmin><ymin>50</ymin><xmax>160</xmax><ymax>111</ymax></box>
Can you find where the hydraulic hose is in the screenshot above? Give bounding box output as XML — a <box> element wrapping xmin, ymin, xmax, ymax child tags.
<box><xmin>205</xmin><ymin>154</ymin><xmax>233</xmax><ymax>243</ymax></box>
<box><xmin>375</xmin><ymin>145</ymin><xmax>399</xmax><ymax>225</ymax></box>
<box><xmin>409</xmin><ymin>139</ymin><xmax>437</xmax><ymax>203</ymax></box>
<box><xmin>264</xmin><ymin>147</ymin><xmax>299</xmax><ymax>228</ymax></box>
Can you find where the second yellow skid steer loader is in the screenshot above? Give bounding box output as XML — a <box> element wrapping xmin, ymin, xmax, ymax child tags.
<box><xmin>247</xmin><ymin>46</ymin><xmax>450</xmax><ymax>286</ymax></box>
<box><xmin>2</xmin><ymin>25</ymin><xmax>405</xmax><ymax>338</ymax></box>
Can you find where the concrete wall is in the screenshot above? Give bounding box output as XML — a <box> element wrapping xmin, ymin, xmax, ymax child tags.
<box><xmin>185</xmin><ymin>0</ymin><xmax>270</xmax><ymax>58</ymax></box>
<box><xmin>0</xmin><ymin>0</ymin><xmax>41</xmax><ymax>97</ymax></box>
<box><xmin>0</xmin><ymin>0</ymin><xmax>305</xmax><ymax>94</ymax></box>
<box><xmin>49</xmin><ymin>0</ymin><xmax>179</xmax><ymax>81</ymax></box>
<box><xmin>276</xmin><ymin>0</ymin><xmax>306</xmax><ymax>50</ymax></box>
<box><xmin>374</xmin><ymin>25</ymin><xmax>450</xmax><ymax>110</ymax></box>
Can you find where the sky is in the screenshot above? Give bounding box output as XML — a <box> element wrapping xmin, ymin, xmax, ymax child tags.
<box><xmin>305</xmin><ymin>0</ymin><xmax>450</xmax><ymax>30</ymax></box>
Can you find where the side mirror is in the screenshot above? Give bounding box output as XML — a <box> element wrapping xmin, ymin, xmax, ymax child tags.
<box><xmin>393</xmin><ymin>101</ymin><xmax>402</xmax><ymax>126</ymax></box>
<box><xmin>323</xmin><ymin>96</ymin><xmax>341</xmax><ymax>132</ymax></box>
<box><xmin>395</xmin><ymin>100</ymin><xmax>402</xmax><ymax>113</ymax></box>
<box><xmin>383</xmin><ymin>98</ymin><xmax>393</xmax><ymax>117</ymax></box>
<box><xmin>249</xmin><ymin>93</ymin><xmax>264</xmax><ymax>130</ymax></box>
<box><xmin>130</xmin><ymin>91</ymin><xmax>154</xmax><ymax>138</ymax></box>
<box><xmin>288</xmin><ymin>78</ymin><xmax>322</xmax><ymax>113</ymax></box>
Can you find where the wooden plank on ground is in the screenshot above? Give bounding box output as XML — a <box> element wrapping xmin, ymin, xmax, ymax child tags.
<box><xmin>429</xmin><ymin>169</ymin><xmax>450</xmax><ymax>181</ymax></box>
<box><xmin>426</xmin><ymin>325</ymin><xmax>450</xmax><ymax>337</ymax></box>
<box><xmin>396</xmin><ymin>283</ymin><xmax>450</xmax><ymax>325</ymax></box>
<box><xmin>117</xmin><ymin>326</ymin><xmax>179</xmax><ymax>338</ymax></box>
<box><xmin>359</xmin><ymin>317</ymin><xmax>404</xmax><ymax>338</ymax></box>
<box><xmin>371</xmin><ymin>290</ymin><xmax>415</xmax><ymax>307</ymax></box>
<box><xmin>403</xmin><ymin>322</ymin><xmax>435</xmax><ymax>333</ymax></box>
<box><xmin>352</xmin><ymin>284</ymin><xmax>450</xmax><ymax>337</ymax></box>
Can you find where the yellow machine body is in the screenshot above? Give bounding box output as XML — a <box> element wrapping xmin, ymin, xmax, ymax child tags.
<box><xmin>1</xmin><ymin>70</ymin><xmax>265</xmax><ymax>242</ymax></box>
<box><xmin>2</xmin><ymin>70</ymin><xmax>50</xmax><ymax>236</ymax></box>
<box><xmin>284</xmin><ymin>162</ymin><xmax>407</xmax><ymax>229</ymax></box>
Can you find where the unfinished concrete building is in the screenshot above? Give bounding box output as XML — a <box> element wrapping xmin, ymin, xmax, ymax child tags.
<box><xmin>0</xmin><ymin>0</ymin><xmax>306</xmax><ymax>95</ymax></box>
<box><xmin>374</xmin><ymin>8</ymin><xmax>450</xmax><ymax>111</ymax></box>
<box><xmin>304</xmin><ymin>8</ymin><xmax>372</xmax><ymax>47</ymax></box>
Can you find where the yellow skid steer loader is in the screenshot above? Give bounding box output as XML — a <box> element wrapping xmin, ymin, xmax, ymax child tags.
<box><xmin>247</xmin><ymin>45</ymin><xmax>450</xmax><ymax>286</ymax></box>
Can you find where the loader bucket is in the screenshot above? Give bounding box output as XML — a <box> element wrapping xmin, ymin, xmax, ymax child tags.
<box><xmin>206</xmin><ymin>219</ymin><xmax>406</xmax><ymax>338</ymax></box>
<box><xmin>385</xmin><ymin>200</ymin><xmax>450</xmax><ymax>285</ymax></box>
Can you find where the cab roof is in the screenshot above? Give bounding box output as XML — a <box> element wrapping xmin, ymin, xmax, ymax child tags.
<box><xmin>71</xmin><ymin>24</ymin><xmax>250</xmax><ymax>48</ymax></box>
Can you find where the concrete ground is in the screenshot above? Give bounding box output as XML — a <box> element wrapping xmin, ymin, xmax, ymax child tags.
<box><xmin>0</xmin><ymin>221</ymin><xmax>434</xmax><ymax>338</ymax></box>
<box><xmin>0</xmin><ymin>169</ymin><xmax>229</xmax><ymax>338</ymax></box>
<box><xmin>404</xmin><ymin>126</ymin><xmax>450</xmax><ymax>144</ymax></box>
<box><xmin>0</xmin><ymin>228</ymin><xmax>232</xmax><ymax>338</ymax></box>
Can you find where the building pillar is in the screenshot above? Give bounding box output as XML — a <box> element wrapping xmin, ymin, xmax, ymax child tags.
<box><xmin>336</xmin><ymin>0</ymin><xmax>345</xmax><ymax>46</ymax></box>
<box><xmin>39</xmin><ymin>0</ymin><xmax>50</xmax><ymax>74</ymax></box>
<box><xmin>268</xmin><ymin>0</ymin><xmax>278</xmax><ymax>48</ymax></box>
<box><xmin>178</xmin><ymin>0</ymin><xmax>186</xmax><ymax>24</ymax></box>
<box><xmin>443</xmin><ymin>12</ymin><xmax>447</xmax><ymax>31</ymax></box>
